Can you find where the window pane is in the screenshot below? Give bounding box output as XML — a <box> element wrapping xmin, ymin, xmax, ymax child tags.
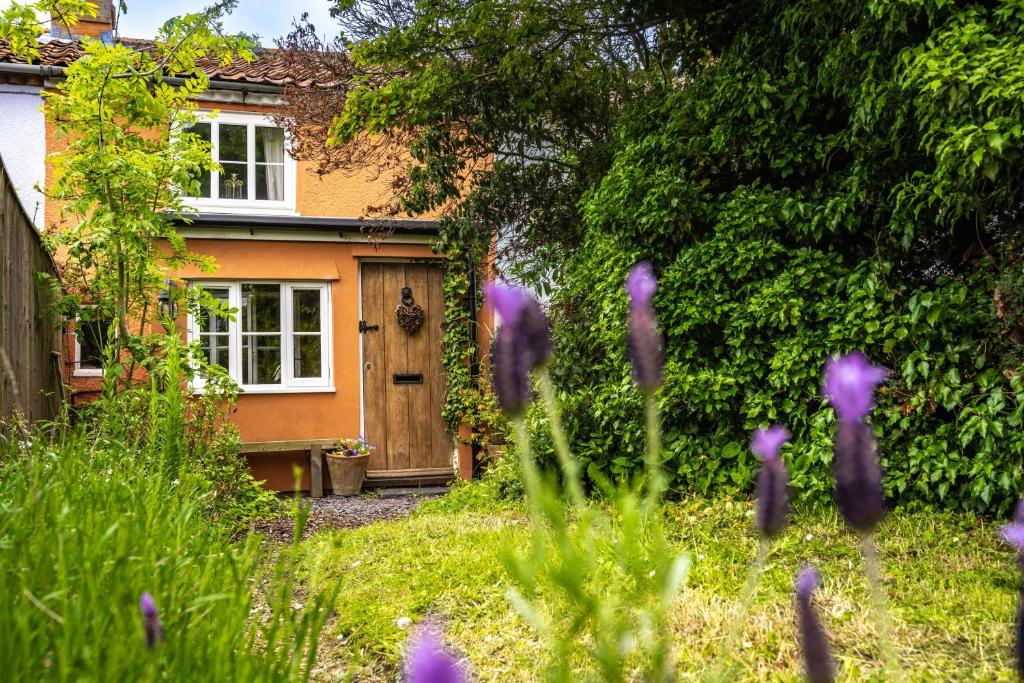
<box><xmin>186</xmin><ymin>122</ymin><xmax>212</xmax><ymax>198</ymax></box>
<box><xmin>199</xmin><ymin>287</ymin><xmax>230</xmax><ymax>333</ymax></box>
<box><xmin>200</xmin><ymin>333</ymin><xmax>230</xmax><ymax>368</ymax></box>
<box><xmin>255</xmin><ymin>127</ymin><xmax>284</xmax><ymax>162</ymax></box>
<box><xmin>255</xmin><ymin>164</ymin><xmax>284</xmax><ymax>201</ymax></box>
<box><xmin>188</xmin><ymin>122</ymin><xmax>211</xmax><ymax>143</ymax></box>
<box><xmin>219</xmin><ymin>124</ymin><xmax>248</xmax><ymax>162</ymax></box>
<box><xmin>219</xmin><ymin>162</ymin><xmax>248</xmax><ymax>200</ymax></box>
<box><xmin>293</xmin><ymin>336</ymin><xmax>322</xmax><ymax>379</ymax></box>
<box><xmin>242</xmin><ymin>284</ymin><xmax>280</xmax><ymax>332</ymax></box>
<box><xmin>292</xmin><ymin>289</ymin><xmax>321</xmax><ymax>332</ymax></box>
<box><xmin>78</xmin><ymin>318</ymin><xmax>111</xmax><ymax>370</ymax></box>
<box><xmin>242</xmin><ymin>335</ymin><xmax>281</xmax><ymax>385</ymax></box>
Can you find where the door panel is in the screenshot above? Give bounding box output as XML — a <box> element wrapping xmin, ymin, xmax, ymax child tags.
<box><xmin>382</xmin><ymin>264</ymin><xmax>411</xmax><ymax>470</ymax></box>
<box><xmin>361</xmin><ymin>262</ymin><xmax>452</xmax><ymax>474</ymax></box>
<box><xmin>360</xmin><ymin>264</ymin><xmax>388</xmax><ymax>471</ymax></box>
<box><xmin>405</xmin><ymin>265</ymin><xmax>434</xmax><ymax>469</ymax></box>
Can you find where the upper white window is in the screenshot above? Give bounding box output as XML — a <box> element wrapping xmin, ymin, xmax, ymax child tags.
<box><xmin>183</xmin><ymin>112</ymin><xmax>296</xmax><ymax>213</ymax></box>
<box><xmin>188</xmin><ymin>281</ymin><xmax>332</xmax><ymax>393</ymax></box>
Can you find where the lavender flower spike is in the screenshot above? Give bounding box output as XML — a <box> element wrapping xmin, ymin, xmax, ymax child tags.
<box><xmin>405</xmin><ymin>633</ymin><xmax>465</xmax><ymax>683</ymax></box>
<box><xmin>823</xmin><ymin>351</ymin><xmax>888</xmax><ymax>423</ymax></box>
<box><xmin>625</xmin><ymin>262</ymin><xmax>663</xmax><ymax>392</ymax></box>
<box><xmin>1003</xmin><ymin>501</ymin><xmax>1024</xmax><ymax>679</ymax></box>
<box><xmin>139</xmin><ymin>592</ymin><xmax>163</xmax><ymax>649</ymax></box>
<box><xmin>824</xmin><ymin>352</ymin><xmax>888</xmax><ymax>532</ymax></box>
<box><xmin>752</xmin><ymin>425</ymin><xmax>789</xmax><ymax>538</ymax></box>
<box><xmin>486</xmin><ymin>283</ymin><xmax>553</xmax><ymax>416</ymax></box>
<box><xmin>795</xmin><ymin>566</ymin><xmax>836</xmax><ymax>683</ymax></box>
<box><xmin>833</xmin><ymin>418</ymin><xmax>886</xmax><ymax>532</ymax></box>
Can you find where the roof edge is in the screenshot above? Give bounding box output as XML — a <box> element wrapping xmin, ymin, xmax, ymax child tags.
<box><xmin>0</xmin><ymin>62</ymin><xmax>286</xmax><ymax>93</ymax></box>
<box><xmin>171</xmin><ymin>212</ymin><xmax>440</xmax><ymax>235</ymax></box>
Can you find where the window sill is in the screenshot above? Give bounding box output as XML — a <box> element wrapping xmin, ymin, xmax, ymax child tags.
<box><xmin>73</xmin><ymin>369</ymin><xmax>103</xmax><ymax>378</ymax></box>
<box><xmin>237</xmin><ymin>385</ymin><xmax>336</xmax><ymax>395</ymax></box>
<box><xmin>182</xmin><ymin>200</ymin><xmax>298</xmax><ymax>216</ymax></box>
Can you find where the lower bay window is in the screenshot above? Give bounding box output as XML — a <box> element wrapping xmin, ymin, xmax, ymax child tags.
<box><xmin>189</xmin><ymin>281</ymin><xmax>332</xmax><ymax>392</ymax></box>
<box><xmin>74</xmin><ymin>316</ymin><xmax>112</xmax><ymax>377</ymax></box>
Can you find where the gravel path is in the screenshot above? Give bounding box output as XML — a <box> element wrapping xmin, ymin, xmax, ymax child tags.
<box><xmin>251</xmin><ymin>489</ymin><xmax>444</xmax><ymax>542</ymax></box>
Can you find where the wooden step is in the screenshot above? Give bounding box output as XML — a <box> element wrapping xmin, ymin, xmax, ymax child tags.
<box><xmin>363</xmin><ymin>467</ymin><xmax>455</xmax><ymax>488</ymax></box>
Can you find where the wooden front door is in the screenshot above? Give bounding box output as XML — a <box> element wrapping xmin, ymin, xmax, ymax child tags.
<box><xmin>360</xmin><ymin>262</ymin><xmax>452</xmax><ymax>481</ymax></box>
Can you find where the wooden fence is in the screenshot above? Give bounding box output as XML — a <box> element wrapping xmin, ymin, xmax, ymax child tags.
<box><xmin>0</xmin><ymin>156</ymin><xmax>63</xmax><ymax>429</ymax></box>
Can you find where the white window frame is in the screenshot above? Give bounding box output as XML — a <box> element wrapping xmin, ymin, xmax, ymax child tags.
<box><xmin>73</xmin><ymin>314</ymin><xmax>112</xmax><ymax>378</ymax></box>
<box><xmin>187</xmin><ymin>281</ymin><xmax>333</xmax><ymax>394</ymax></box>
<box><xmin>181</xmin><ymin>111</ymin><xmax>297</xmax><ymax>215</ymax></box>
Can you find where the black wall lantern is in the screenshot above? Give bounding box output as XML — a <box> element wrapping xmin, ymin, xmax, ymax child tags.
<box><xmin>157</xmin><ymin>279</ymin><xmax>179</xmax><ymax>319</ymax></box>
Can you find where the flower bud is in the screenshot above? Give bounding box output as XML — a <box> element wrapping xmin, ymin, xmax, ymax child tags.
<box><xmin>823</xmin><ymin>351</ymin><xmax>888</xmax><ymax>423</ymax></box>
<box><xmin>486</xmin><ymin>283</ymin><xmax>553</xmax><ymax>416</ymax></box>
<box><xmin>795</xmin><ymin>566</ymin><xmax>836</xmax><ymax>683</ymax></box>
<box><xmin>625</xmin><ymin>262</ymin><xmax>663</xmax><ymax>392</ymax></box>
<box><xmin>751</xmin><ymin>425</ymin><xmax>789</xmax><ymax>538</ymax></box>
<box><xmin>492</xmin><ymin>325</ymin><xmax>530</xmax><ymax>416</ymax></box>
<box><xmin>139</xmin><ymin>592</ymin><xmax>163</xmax><ymax>649</ymax></box>
<box><xmin>833</xmin><ymin>420</ymin><xmax>885</xmax><ymax>533</ymax></box>
<box><xmin>1001</xmin><ymin>510</ymin><xmax>1024</xmax><ymax>679</ymax></box>
<box><xmin>405</xmin><ymin>633</ymin><xmax>465</xmax><ymax>683</ymax></box>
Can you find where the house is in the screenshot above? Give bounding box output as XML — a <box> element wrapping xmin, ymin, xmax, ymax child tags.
<box><xmin>0</xmin><ymin>2</ymin><xmax>489</xmax><ymax>491</ymax></box>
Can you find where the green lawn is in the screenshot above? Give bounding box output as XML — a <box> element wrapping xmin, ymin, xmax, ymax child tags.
<box><xmin>301</xmin><ymin>489</ymin><xmax>1018</xmax><ymax>681</ymax></box>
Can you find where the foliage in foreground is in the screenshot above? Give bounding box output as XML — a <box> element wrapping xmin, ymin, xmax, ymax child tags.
<box><xmin>0</xmin><ymin>373</ymin><xmax>329</xmax><ymax>680</ymax></box>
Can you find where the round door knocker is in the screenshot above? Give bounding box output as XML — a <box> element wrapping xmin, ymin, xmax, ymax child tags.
<box><xmin>396</xmin><ymin>286</ymin><xmax>425</xmax><ymax>335</ymax></box>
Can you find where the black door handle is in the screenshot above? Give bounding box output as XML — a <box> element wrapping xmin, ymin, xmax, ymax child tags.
<box><xmin>359</xmin><ymin>320</ymin><xmax>380</xmax><ymax>333</ymax></box>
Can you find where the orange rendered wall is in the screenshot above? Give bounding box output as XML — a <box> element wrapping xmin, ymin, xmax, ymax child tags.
<box><xmin>172</xmin><ymin>238</ymin><xmax>442</xmax><ymax>444</ymax></box>
<box><xmin>44</xmin><ymin>99</ymin><xmax>444</xmax><ymax>227</ymax></box>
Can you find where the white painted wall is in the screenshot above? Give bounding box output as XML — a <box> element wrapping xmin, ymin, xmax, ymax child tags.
<box><xmin>0</xmin><ymin>85</ymin><xmax>46</xmax><ymax>227</ymax></box>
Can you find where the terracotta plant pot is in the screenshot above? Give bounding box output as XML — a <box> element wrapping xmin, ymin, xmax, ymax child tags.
<box><xmin>325</xmin><ymin>453</ymin><xmax>369</xmax><ymax>496</ymax></box>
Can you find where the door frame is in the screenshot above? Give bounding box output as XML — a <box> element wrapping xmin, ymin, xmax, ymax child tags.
<box><xmin>356</xmin><ymin>257</ymin><xmax>445</xmax><ymax>454</ymax></box>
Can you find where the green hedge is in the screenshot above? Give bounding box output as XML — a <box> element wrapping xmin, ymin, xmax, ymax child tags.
<box><xmin>545</xmin><ymin>0</ymin><xmax>1024</xmax><ymax>515</ymax></box>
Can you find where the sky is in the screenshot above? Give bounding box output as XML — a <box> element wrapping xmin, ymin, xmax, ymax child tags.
<box><xmin>1</xmin><ymin>0</ymin><xmax>340</xmax><ymax>46</ymax></box>
<box><xmin>117</xmin><ymin>0</ymin><xmax>338</xmax><ymax>45</ymax></box>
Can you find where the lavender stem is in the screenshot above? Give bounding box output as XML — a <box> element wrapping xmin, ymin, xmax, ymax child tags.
<box><xmin>643</xmin><ymin>394</ymin><xmax>666</xmax><ymax>513</ymax></box>
<box><xmin>512</xmin><ymin>418</ymin><xmax>544</xmax><ymax>516</ymax></box>
<box><xmin>538</xmin><ymin>369</ymin><xmax>585</xmax><ymax>508</ymax></box>
<box><xmin>860</xmin><ymin>532</ymin><xmax>899</xmax><ymax>676</ymax></box>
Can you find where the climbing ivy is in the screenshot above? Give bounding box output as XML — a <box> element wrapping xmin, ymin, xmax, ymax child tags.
<box><xmin>435</xmin><ymin>216</ymin><xmax>503</xmax><ymax>448</ymax></box>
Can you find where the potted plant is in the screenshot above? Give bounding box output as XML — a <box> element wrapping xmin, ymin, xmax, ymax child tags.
<box><xmin>326</xmin><ymin>436</ymin><xmax>374</xmax><ymax>496</ymax></box>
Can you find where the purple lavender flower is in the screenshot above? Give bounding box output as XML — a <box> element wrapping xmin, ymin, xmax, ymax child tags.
<box><xmin>492</xmin><ymin>325</ymin><xmax>531</xmax><ymax>415</ymax></box>
<box><xmin>139</xmin><ymin>592</ymin><xmax>163</xmax><ymax>649</ymax></box>
<box><xmin>625</xmin><ymin>262</ymin><xmax>663</xmax><ymax>393</ymax></box>
<box><xmin>1003</xmin><ymin>522</ymin><xmax>1024</xmax><ymax>553</ymax></box>
<box><xmin>795</xmin><ymin>566</ymin><xmax>836</xmax><ymax>683</ymax></box>
<box><xmin>1003</xmin><ymin>501</ymin><xmax>1024</xmax><ymax>678</ymax></box>
<box><xmin>405</xmin><ymin>633</ymin><xmax>465</xmax><ymax>683</ymax></box>
<box><xmin>751</xmin><ymin>425</ymin><xmax>789</xmax><ymax>538</ymax></box>
<box><xmin>833</xmin><ymin>419</ymin><xmax>885</xmax><ymax>533</ymax></box>
<box><xmin>486</xmin><ymin>283</ymin><xmax>553</xmax><ymax>416</ymax></box>
<box><xmin>823</xmin><ymin>351</ymin><xmax>888</xmax><ymax>423</ymax></box>
<box><xmin>823</xmin><ymin>352</ymin><xmax>888</xmax><ymax>533</ymax></box>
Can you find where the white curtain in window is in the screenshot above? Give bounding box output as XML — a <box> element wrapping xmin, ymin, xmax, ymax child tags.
<box><xmin>261</xmin><ymin>129</ymin><xmax>284</xmax><ymax>201</ymax></box>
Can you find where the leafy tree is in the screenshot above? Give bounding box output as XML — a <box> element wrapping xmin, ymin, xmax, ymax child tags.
<box><xmin>549</xmin><ymin>0</ymin><xmax>1024</xmax><ymax>514</ymax></box>
<box><xmin>277</xmin><ymin>0</ymin><xmax>677</xmax><ymax>285</ymax></box>
<box><xmin>1</xmin><ymin>1</ymin><xmax>254</xmax><ymax>388</ymax></box>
